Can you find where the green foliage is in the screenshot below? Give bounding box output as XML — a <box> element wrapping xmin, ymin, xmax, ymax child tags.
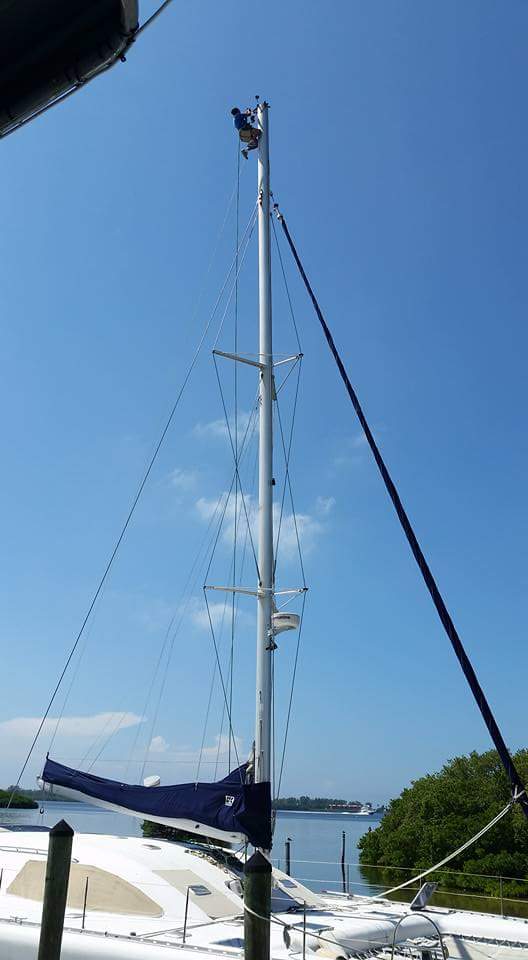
<box><xmin>358</xmin><ymin>749</ymin><xmax>528</xmax><ymax>897</ymax></box>
<box><xmin>0</xmin><ymin>789</ymin><xmax>38</xmax><ymax>809</ymax></box>
<box><xmin>7</xmin><ymin>786</ymin><xmax>67</xmax><ymax>803</ymax></box>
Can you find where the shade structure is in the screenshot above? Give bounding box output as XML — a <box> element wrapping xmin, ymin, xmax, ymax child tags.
<box><xmin>41</xmin><ymin>758</ymin><xmax>273</xmax><ymax>849</ymax></box>
<box><xmin>0</xmin><ymin>0</ymin><xmax>139</xmax><ymax>137</ymax></box>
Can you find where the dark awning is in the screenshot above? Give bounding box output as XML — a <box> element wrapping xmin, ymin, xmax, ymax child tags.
<box><xmin>0</xmin><ymin>0</ymin><xmax>139</xmax><ymax>137</ymax></box>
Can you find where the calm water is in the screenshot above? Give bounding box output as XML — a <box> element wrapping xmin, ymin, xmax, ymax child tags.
<box><xmin>2</xmin><ymin>804</ymin><xmax>525</xmax><ymax>918</ymax></box>
<box><xmin>0</xmin><ymin>803</ymin><xmax>380</xmax><ymax>894</ymax></box>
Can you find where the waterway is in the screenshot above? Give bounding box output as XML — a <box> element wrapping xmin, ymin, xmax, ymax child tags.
<box><xmin>2</xmin><ymin>803</ymin><xmax>526</xmax><ymax>918</ymax></box>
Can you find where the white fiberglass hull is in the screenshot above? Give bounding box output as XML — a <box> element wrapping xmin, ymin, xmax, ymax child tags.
<box><xmin>1</xmin><ymin>831</ymin><xmax>527</xmax><ymax>960</ymax></box>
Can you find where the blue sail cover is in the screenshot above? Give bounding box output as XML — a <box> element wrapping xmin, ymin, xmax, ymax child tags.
<box><xmin>42</xmin><ymin>758</ymin><xmax>272</xmax><ymax>849</ymax></box>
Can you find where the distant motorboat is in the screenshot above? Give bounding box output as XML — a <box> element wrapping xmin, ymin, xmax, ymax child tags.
<box><xmin>356</xmin><ymin>804</ymin><xmax>375</xmax><ymax>816</ymax></box>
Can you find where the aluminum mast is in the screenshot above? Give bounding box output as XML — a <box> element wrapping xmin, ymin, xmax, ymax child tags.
<box><xmin>254</xmin><ymin>101</ymin><xmax>273</xmax><ymax>821</ymax></box>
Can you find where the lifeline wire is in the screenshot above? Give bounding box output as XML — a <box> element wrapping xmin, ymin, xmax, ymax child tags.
<box><xmin>275</xmin><ymin>206</ymin><xmax>528</xmax><ymax>821</ymax></box>
<box><xmin>236</xmin><ymin>799</ymin><xmax>514</xmax><ymax>956</ymax></box>
<box><xmin>7</xmin><ymin>203</ymin><xmax>258</xmax><ymax>807</ymax></box>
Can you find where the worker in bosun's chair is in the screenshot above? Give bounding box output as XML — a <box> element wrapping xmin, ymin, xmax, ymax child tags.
<box><xmin>231</xmin><ymin>107</ymin><xmax>261</xmax><ymax>158</ymax></box>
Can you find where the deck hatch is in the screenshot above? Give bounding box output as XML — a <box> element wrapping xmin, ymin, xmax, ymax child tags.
<box><xmin>155</xmin><ymin>869</ymin><xmax>240</xmax><ymax>919</ymax></box>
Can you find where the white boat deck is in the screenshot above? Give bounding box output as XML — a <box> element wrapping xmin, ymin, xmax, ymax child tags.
<box><xmin>0</xmin><ymin>830</ymin><xmax>527</xmax><ymax>960</ymax></box>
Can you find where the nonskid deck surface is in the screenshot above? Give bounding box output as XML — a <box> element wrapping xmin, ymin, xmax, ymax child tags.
<box><xmin>0</xmin><ymin>831</ymin><xmax>527</xmax><ymax>958</ymax></box>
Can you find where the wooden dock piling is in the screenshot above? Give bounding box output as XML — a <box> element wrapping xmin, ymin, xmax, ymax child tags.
<box><xmin>244</xmin><ymin>850</ymin><xmax>271</xmax><ymax>960</ymax></box>
<box><xmin>37</xmin><ymin>819</ymin><xmax>73</xmax><ymax>960</ymax></box>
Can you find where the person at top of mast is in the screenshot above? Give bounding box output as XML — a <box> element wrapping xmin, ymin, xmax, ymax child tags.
<box><xmin>231</xmin><ymin>106</ymin><xmax>260</xmax><ymax>159</ymax></box>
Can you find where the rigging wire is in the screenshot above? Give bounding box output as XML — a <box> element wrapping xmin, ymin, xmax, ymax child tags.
<box><xmin>202</xmin><ymin>397</ymin><xmax>260</xmax><ymax>586</ymax></box>
<box><xmin>276</xmin><ymin>590</ymin><xmax>307</xmax><ymax>800</ymax></box>
<box><xmin>47</xmin><ymin>592</ymin><xmax>103</xmax><ymax>755</ymax></box>
<box><xmin>139</xmin><ymin>483</ymin><xmax>238</xmax><ymax>781</ymax></box>
<box><xmin>213</xmin><ymin>356</ymin><xmax>261</xmax><ymax>581</ymax></box>
<box><xmin>271</xmin><ymin>212</ymin><xmax>302</xmax><ymax>353</ymax></box>
<box><xmin>53</xmin><ymin>197</ymin><xmax>253</xmax><ymax>775</ymax></box>
<box><xmin>203</xmin><ymin>590</ymin><xmax>242</xmax><ymax>774</ymax></box>
<box><xmin>274</xmin><ymin>354</ymin><xmax>301</xmax><ymax>396</ymax></box>
<box><xmin>196</xmin><ymin>397</ymin><xmax>261</xmax><ymax>783</ymax></box>
<box><xmin>7</xmin><ymin>200</ymin><xmax>258</xmax><ymax>807</ymax></box>
<box><xmin>135</xmin><ymin>348</ymin><xmax>260</xmax><ymax>778</ymax></box>
<box><xmin>135</xmin><ymin>0</ymin><xmax>175</xmax><ymax>36</ymax></box>
<box><xmin>273</xmin><ymin>362</ymin><xmax>306</xmax><ymax>585</ymax></box>
<box><xmin>230</xmin><ymin>142</ymin><xmax>242</xmax><ymax>770</ymax></box>
<box><xmin>196</xmin><ymin>555</ymin><xmax>234</xmax><ymax>783</ymax></box>
<box><xmin>130</xmin><ymin>482</ymin><xmax>236</xmax><ymax>776</ymax></box>
<box><xmin>214</xmin><ymin>427</ymin><xmax>259</xmax><ymax>780</ymax></box>
<box><xmin>138</xmin><ymin>422</ymin><xmax>257</xmax><ymax>782</ymax></box>
<box><xmin>49</xmin><ymin>179</ymin><xmax>245</xmax><ymax>768</ymax></box>
<box><xmin>202</xmin><ymin>404</ymin><xmax>260</xmax><ymax>778</ymax></box>
<box><xmin>151</xmin><ymin>390</ymin><xmax>258</xmax><ymax>779</ymax></box>
<box><xmin>275</xmin><ymin>205</ymin><xmax>528</xmax><ymax>819</ymax></box>
<box><xmin>212</xmin><ymin>210</ymin><xmax>258</xmax><ymax>351</ymax></box>
<box><xmin>63</xmin><ymin>186</ymin><xmax>246</xmax><ymax>770</ymax></box>
<box><xmin>84</xmin><ymin>709</ymin><xmax>134</xmax><ymax>770</ymax></box>
<box><xmin>87</xmin><ymin>482</ymin><xmax>238</xmax><ymax>774</ymax></box>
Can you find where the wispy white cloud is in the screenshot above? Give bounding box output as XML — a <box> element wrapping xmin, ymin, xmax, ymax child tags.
<box><xmin>156</xmin><ymin>734</ymin><xmax>244</xmax><ymax>765</ymax></box>
<box><xmin>315</xmin><ymin>495</ymin><xmax>336</xmax><ymax>516</ymax></box>
<box><xmin>275</xmin><ymin>508</ymin><xmax>323</xmax><ymax>557</ymax></box>
<box><xmin>149</xmin><ymin>735</ymin><xmax>169</xmax><ymax>753</ymax></box>
<box><xmin>334</xmin><ymin>431</ymin><xmax>370</xmax><ymax>468</ymax></box>
<box><xmin>0</xmin><ymin>712</ymin><xmax>144</xmax><ymax>742</ymax></box>
<box><xmin>189</xmin><ymin>599</ymin><xmax>227</xmax><ymax>632</ymax></box>
<box><xmin>168</xmin><ymin>467</ymin><xmax>198</xmax><ymax>493</ymax></box>
<box><xmin>200</xmin><ymin>733</ymin><xmax>243</xmax><ymax>762</ymax></box>
<box><xmin>102</xmin><ymin>589</ymin><xmax>174</xmax><ymax>634</ymax></box>
<box><xmin>0</xmin><ymin>712</ymin><xmax>146</xmax><ymax>786</ymax></box>
<box><xmin>187</xmin><ymin>597</ymin><xmax>253</xmax><ymax>633</ymax></box>
<box><xmin>193</xmin><ymin>409</ymin><xmax>256</xmax><ymax>445</ymax></box>
<box><xmin>196</xmin><ymin>492</ymin><xmax>324</xmax><ymax>560</ymax></box>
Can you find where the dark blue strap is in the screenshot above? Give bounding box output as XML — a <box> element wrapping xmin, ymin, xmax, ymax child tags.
<box><xmin>278</xmin><ymin>210</ymin><xmax>528</xmax><ymax>818</ymax></box>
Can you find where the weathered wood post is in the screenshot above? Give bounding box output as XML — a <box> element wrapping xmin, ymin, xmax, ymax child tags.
<box><xmin>285</xmin><ymin>838</ymin><xmax>292</xmax><ymax>877</ymax></box>
<box><xmin>37</xmin><ymin>820</ymin><xmax>73</xmax><ymax>960</ymax></box>
<box><xmin>244</xmin><ymin>850</ymin><xmax>271</xmax><ymax>960</ymax></box>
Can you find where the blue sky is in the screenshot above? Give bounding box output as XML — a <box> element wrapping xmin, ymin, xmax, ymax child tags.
<box><xmin>1</xmin><ymin>0</ymin><xmax>527</xmax><ymax>805</ymax></box>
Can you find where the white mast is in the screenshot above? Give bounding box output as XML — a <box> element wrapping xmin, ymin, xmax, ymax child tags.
<box><xmin>254</xmin><ymin>100</ymin><xmax>273</xmax><ymax>813</ymax></box>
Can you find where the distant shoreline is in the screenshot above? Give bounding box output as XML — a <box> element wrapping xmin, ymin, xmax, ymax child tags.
<box><xmin>276</xmin><ymin>809</ymin><xmax>382</xmax><ymax>817</ymax></box>
<box><xmin>0</xmin><ymin>793</ymin><xmax>38</xmax><ymax>810</ymax></box>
